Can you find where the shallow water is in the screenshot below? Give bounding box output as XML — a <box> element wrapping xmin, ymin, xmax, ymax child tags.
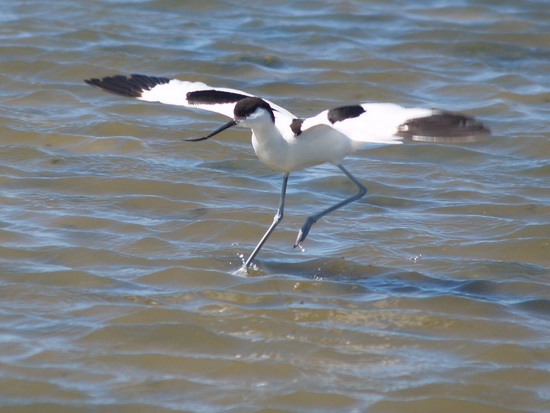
<box><xmin>1</xmin><ymin>0</ymin><xmax>549</xmax><ymax>411</ymax></box>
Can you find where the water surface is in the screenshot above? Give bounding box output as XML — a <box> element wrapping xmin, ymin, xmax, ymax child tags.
<box><xmin>0</xmin><ymin>0</ymin><xmax>549</xmax><ymax>411</ymax></box>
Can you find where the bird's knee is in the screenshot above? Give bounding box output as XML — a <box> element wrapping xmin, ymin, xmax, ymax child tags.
<box><xmin>273</xmin><ymin>211</ymin><xmax>284</xmax><ymax>224</ymax></box>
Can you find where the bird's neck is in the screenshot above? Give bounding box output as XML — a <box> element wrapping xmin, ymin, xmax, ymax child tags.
<box><xmin>249</xmin><ymin>121</ymin><xmax>290</xmax><ymax>172</ymax></box>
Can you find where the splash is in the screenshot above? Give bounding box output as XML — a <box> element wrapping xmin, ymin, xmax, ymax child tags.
<box><xmin>409</xmin><ymin>253</ymin><xmax>422</xmax><ymax>263</ymax></box>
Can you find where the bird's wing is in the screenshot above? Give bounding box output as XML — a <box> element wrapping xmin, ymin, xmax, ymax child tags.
<box><xmin>85</xmin><ymin>74</ymin><xmax>295</xmax><ymax>119</ymax></box>
<box><xmin>297</xmin><ymin>103</ymin><xmax>490</xmax><ymax>144</ymax></box>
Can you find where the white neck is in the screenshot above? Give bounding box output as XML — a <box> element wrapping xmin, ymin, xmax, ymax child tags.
<box><xmin>248</xmin><ymin>118</ymin><xmax>290</xmax><ymax>172</ymax></box>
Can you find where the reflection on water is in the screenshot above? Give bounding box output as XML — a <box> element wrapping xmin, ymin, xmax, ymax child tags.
<box><xmin>0</xmin><ymin>0</ymin><xmax>549</xmax><ymax>411</ymax></box>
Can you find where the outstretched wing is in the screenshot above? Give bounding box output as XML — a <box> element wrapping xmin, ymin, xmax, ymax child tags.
<box><xmin>84</xmin><ymin>74</ymin><xmax>295</xmax><ymax>119</ymax></box>
<box><xmin>295</xmin><ymin>103</ymin><xmax>490</xmax><ymax>144</ymax></box>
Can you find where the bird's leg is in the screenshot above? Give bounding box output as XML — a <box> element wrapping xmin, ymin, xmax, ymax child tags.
<box><xmin>245</xmin><ymin>173</ymin><xmax>289</xmax><ymax>268</ymax></box>
<box><xmin>294</xmin><ymin>164</ymin><xmax>367</xmax><ymax>248</ymax></box>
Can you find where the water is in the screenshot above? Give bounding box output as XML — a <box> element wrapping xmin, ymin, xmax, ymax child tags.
<box><xmin>1</xmin><ymin>0</ymin><xmax>549</xmax><ymax>411</ymax></box>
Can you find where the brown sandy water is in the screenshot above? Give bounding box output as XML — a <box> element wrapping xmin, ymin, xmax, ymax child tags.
<box><xmin>0</xmin><ymin>0</ymin><xmax>549</xmax><ymax>411</ymax></box>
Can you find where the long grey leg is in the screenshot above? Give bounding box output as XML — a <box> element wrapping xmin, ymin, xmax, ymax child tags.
<box><xmin>294</xmin><ymin>164</ymin><xmax>367</xmax><ymax>248</ymax></box>
<box><xmin>245</xmin><ymin>173</ymin><xmax>289</xmax><ymax>268</ymax></box>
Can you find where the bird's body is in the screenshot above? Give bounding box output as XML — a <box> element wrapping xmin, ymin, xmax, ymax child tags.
<box><xmin>246</xmin><ymin>106</ymin><xmax>361</xmax><ymax>172</ymax></box>
<box><xmin>85</xmin><ymin>74</ymin><xmax>490</xmax><ymax>270</ymax></box>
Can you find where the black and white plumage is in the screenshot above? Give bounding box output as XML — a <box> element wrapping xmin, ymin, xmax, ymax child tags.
<box><xmin>85</xmin><ymin>74</ymin><xmax>490</xmax><ymax>269</ymax></box>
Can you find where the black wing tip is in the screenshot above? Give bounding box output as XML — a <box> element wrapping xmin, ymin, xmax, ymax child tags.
<box><xmin>397</xmin><ymin>112</ymin><xmax>491</xmax><ymax>142</ymax></box>
<box><xmin>84</xmin><ymin>74</ymin><xmax>170</xmax><ymax>98</ymax></box>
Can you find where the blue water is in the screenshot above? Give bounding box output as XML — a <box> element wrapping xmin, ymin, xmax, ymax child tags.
<box><xmin>0</xmin><ymin>0</ymin><xmax>549</xmax><ymax>411</ymax></box>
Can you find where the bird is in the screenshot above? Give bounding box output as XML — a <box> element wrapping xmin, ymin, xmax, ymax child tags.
<box><xmin>84</xmin><ymin>73</ymin><xmax>490</xmax><ymax>269</ymax></box>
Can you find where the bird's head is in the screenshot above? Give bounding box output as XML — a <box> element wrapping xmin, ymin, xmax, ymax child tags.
<box><xmin>185</xmin><ymin>97</ymin><xmax>275</xmax><ymax>141</ymax></box>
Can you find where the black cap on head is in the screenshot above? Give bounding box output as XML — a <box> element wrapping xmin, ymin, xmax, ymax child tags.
<box><xmin>234</xmin><ymin>97</ymin><xmax>275</xmax><ymax>122</ymax></box>
<box><xmin>184</xmin><ymin>97</ymin><xmax>275</xmax><ymax>142</ymax></box>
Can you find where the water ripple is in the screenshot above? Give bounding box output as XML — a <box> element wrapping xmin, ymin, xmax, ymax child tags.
<box><xmin>0</xmin><ymin>0</ymin><xmax>549</xmax><ymax>411</ymax></box>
